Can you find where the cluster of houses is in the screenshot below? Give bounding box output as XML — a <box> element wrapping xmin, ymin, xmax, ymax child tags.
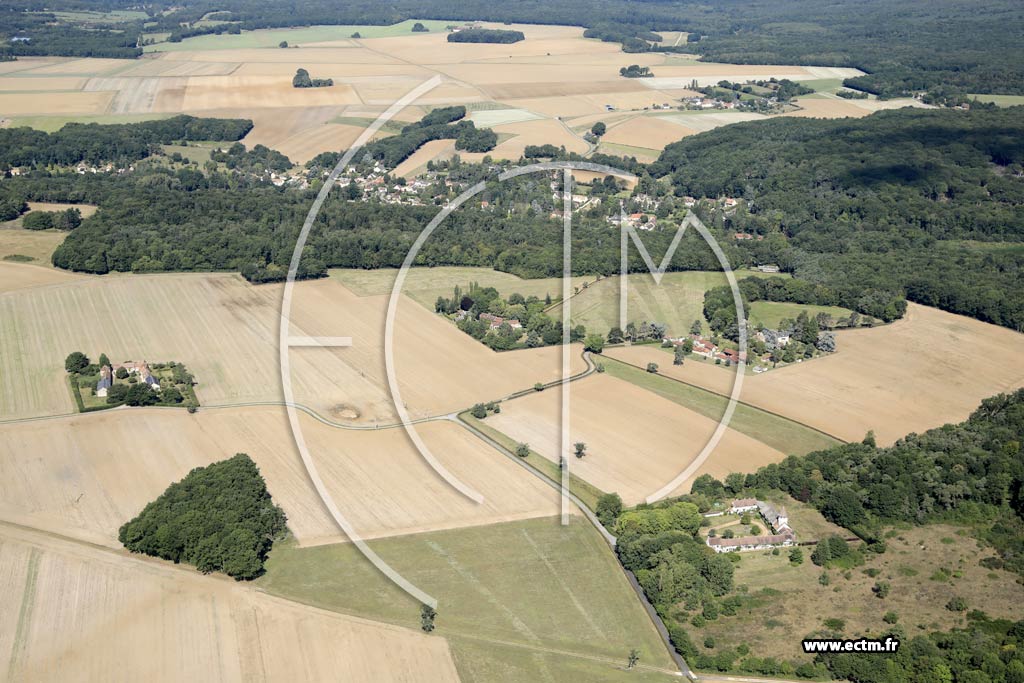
<box><xmin>96</xmin><ymin>361</ymin><xmax>160</xmax><ymax>398</ymax></box>
<box><xmin>475</xmin><ymin>312</ymin><xmax>522</xmax><ymax>330</ymax></box>
<box><xmin>338</xmin><ymin>164</ymin><xmax>469</xmax><ymax>207</ymax></box>
<box><xmin>706</xmin><ymin>498</ymin><xmax>797</xmax><ymax>553</ymax></box>
<box><xmin>682</xmin><ymin>96</ymin><xmax>740</xmax><ymax>110</ymax></box>
<box><xmin>664</xmin><ymin>333</ymin><xmax>743</xmax><ymax>364</ymax></box>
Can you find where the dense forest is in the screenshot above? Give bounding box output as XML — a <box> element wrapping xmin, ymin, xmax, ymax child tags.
<box><xmin>651</xmin><ymin>107</ymin><xmax>1024</xmax><ymax>330</ymax></box>
<box><xmin>0</xmin><ymin>115</ymin><xmax>252</xmax><ymax>168</ymax></box>
<box><xmin>118</xmin><ymin>454</ymin><xmax>288</xmax><ymax>579</ymax></box>
<box><xmin>447</xmin><ymin>28</ymin><xmax>524</xmax><ymax>44</ymax></box>
<box><xmin>4</xmin><ymin>0</ymin><xmax>1022</xmax><ymax>101</ymax></box>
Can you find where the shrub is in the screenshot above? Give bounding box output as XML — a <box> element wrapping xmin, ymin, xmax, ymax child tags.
<box><xmin>946</xmin><ymin>596</ymin><xmax>968</xmax><ymax>612</ymax></box>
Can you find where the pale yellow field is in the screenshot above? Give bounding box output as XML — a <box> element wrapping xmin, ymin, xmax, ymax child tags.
<box><xmin>26</xmin><ymin>202</ymin><xmax>98</xmax><ymax>218</ymax></box>
<box><xmin>607</xmin><ymin>303</ymin><xmax>1024</xmax><ymax>445</ymax></box>
<box><xmin>0</xmin><ymin>272</ymin><xmax>584</xmax><ymax>422</ymax></box>
<box><xmin>487</xmin><ymin>373</ymin><xmax>786</xmax><ymax>504</ymax></box>
<box><xmin>601</xmin><ymin>115</ymin><xmax>694</xmax><ymax>149</ymax></box>
<box><xmin>394</xmin><ymin>138</ymin><xmax>456</xmax><ymax>177</ymax></box>
<box><xmin>0</xmin><ymin>405</ymin><xmax>560</xmax><ymax>547</ymax></box>
<box><xmin>0</xmin><ymin>262</ymin><xmax>88</xmax><ymax>293</ymax></box>
<box><xmin>0</xmin><ymin>22</ymin><xmax>868</xmax><ymax>165</ymax></box>
<box><xmin>0</xmin><ymin>523</ymin><xmax>459</xmax><ymax>683</ymax></box>
<box><xmin>0</xmin><ymin>91</ymin><xmax>113</xmax><ymax>115</ymax></box>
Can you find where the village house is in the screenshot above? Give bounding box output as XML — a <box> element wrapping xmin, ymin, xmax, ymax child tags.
<box><xmin>707</xmin><ymin>498</ymin><xmax>796</xmax><ymax>553</ymax></box>
<box><xmin>96</xmin><ymin>364</ymin><xmax>113</xmax><ymax>398</ymax></box>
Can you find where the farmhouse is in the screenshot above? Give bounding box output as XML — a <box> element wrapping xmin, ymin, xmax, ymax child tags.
<box><xmin>479</xmin><ymin>312</ymin><xmax>522</xmax><ymax>330</ymax></box>
<box><xmin>96</xmin><ymin>365</ymin><xmax>113</xmax><ymax>398</ymax></box>
<box><xmin>728</xmin><ymin>498</ymin><xmax>759</xmax><ymax>514</ymax></box>
<box><xmin>113</xmin><ymin>361</ymin><xmax>161</xmax><ymax>390</ymax></box>
<box><xmin>708</xmin><ymin>529</ymin><xmax>796</xmax><ymax>553</ymax></box>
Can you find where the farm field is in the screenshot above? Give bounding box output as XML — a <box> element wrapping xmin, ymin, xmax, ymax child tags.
<box><xmin>549</xmin><ymin>270</ymin><xmax>784</xmax><ymax>337</ymax></box>
<box><xmin>691</xmin><ymin>523</ymin><xmax>1024</xmax><ymax>663</ymax></box>
<box><xmin>0</xmin><ymin>261</ymin><xmax>87</xmax><ymax>293</ymax></box>
<box><xmin>0</xmin><ymin>405</ymin><xmax>561</xmax><ymax>547</ymax></box>
<box><xmin>0</xmin><ymin>21</ymin><xmax>878</xmax><ymax>171</ymax></box>
<box><xmin>0</xmin><ymin>522</ymin><xmax>459</xmax><ymax>682</ymax></box>
<box><xmin>485</xmin><ymin>372</ymin><xmax>787</xmax><ymax>504</ymax></box>
<box><xmin>260</xmin><ymin>516</ymin><xmax>680</xmax><ymax>682</ymax></box>
<box><xmin>747</xmin><ymin>300</ymin><xmax>853</xmax><ymax>329</ymax></box>
<box><xmin>0</xmin><ymin>271</ymin><xmax>584</xmax><ymax>422</ymax></box>
<box><xmin>607</xmin><ymin>303</ymin><xmax>1024</xmax><ymax>445</ymax></box>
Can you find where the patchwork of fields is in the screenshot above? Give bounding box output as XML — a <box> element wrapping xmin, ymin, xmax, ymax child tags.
<box><xmin>0</xmin><ymin>21</ymin><xmax>914</xmax><ymax>165</ymax></box>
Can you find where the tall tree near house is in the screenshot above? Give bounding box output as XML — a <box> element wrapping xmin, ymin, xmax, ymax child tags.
<box><xmin>65</xmin><ymin>351</ymin><xmax>89</xmax><ymax>373</ymax></box>
<box><xmin>690</xmin><ymin>319</ymin><xmax>703</xmax><ymax>336</ymax></box>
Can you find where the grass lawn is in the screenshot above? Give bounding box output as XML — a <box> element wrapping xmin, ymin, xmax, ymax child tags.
<box><xmin>549</xmin><ymin>270</ymin><xmax>789</xmax><ymax>338</ymax></box>
<box><xmin>690</xmin><ymin>523</ymin><xmax>1024</xmax><ymax>664</ymax></box>
<box><xmin>747</xmin><ymin>301</ymin><xmax>853</xmax><ymax>329</ymax></box>
<box><xmin>329</xmin><ymin>266</ymin><xmax>591</xmax><ymax>310</ymax></box>
<box><xmin>461</xmin><ymin>411</ymin><xmax>606</xmax><ymax>511</ymax></box>
<box><xmin>967</xmin><ymin>94</ymin><xmax>1024</xmax><ymax>107</ymax></box>
<box><xmin>146</xmin><ymin>20</ymin><xmax>453</xmax><ymax>52</ymax></box>
<box><xmin>259</xmin><ymin>516</ymin><xmax>679</xmax><ymax>682</ymax></box>
<box><xmin>7</xmin><ymin>113</ymin><xmax>174</xmax><ymax>133</ymax></box>
<box><xmin>0</xmin><ymin>227</ymin><xmax>66</xmax><ymax>265</ymax></box>
<box><xmin>601</xmin><ymin>356</ymin><xmax>840</xmax><ymax>455</ymax></box>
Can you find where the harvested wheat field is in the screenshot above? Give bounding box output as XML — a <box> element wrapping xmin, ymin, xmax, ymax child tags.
<box><xmin>0</xmin><ymin>91</ymin><xmax>112</xmax><ymax>116</ymax></box>
<box><xmin>0</xmin><ymin>262</ymin><xmax>87</xmax><ymax>294</ymax></box>
<box><xmin>487</xmin><ymin>373</ymin><xmax>786</xmax><ymax>504</ymax></box>
<box><xmin>0</xmin><ymin>523</ymin><xmax>459</xmax><ymax>683</ymax></box>
<box><xmin>394</xmin><ymin>138</ymin><xmax>456</xmax><ymax>177</ymax></box>
<box><xmin>0</xmin><ymin>272</ymin><xmax>583</xmax><ymax>422</ymax></box>
<box><xmin>0</xmin><ymin>405</ymin><xmax>558</xmax><ymax>547</ymax></box>
<box><xmin>609</xmin><ymin>304</ymin><xmax>1024</xmax><ymax>445</ymax></box>
<box><xmin>601</xmin><ymin>115</ymin><xmax>694</xmax><ymax>149</ymax></box>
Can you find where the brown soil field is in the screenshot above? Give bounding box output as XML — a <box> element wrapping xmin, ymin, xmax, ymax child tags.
<box><xmin>608</xmin><ymin>303</ymin><xmax>1024</xmax><ymax>445</ymax></box>
<box><xmin>0</xmin><ymin>523</ymin><xmax>459</xmax><ymax>682</ymax></box>
<box><xmin>0</xmin><ymin>405</ymin><xmax>560</xmax><ymax>547</ymax></box>
<box><xmin>486</xmin><ymin>373</ymin><xmax>786</xmax><ymax>504</ymax></box>
<box><xmin>601</xmin><ymin>115</ymin><xmax>694</xmax><ymax>148</ymax></box>
<box><xmin>0</xmin><ymin>272</ymin><xmax>584</xmax><ymax>423</ymax></box>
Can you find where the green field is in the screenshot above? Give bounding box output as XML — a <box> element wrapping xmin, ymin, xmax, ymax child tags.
<box><xmin>330</xmin><ymin>266</ymin><xmax>592</xmax><ymax>310</ymax></box>
<box><xmin>550</xmin><ymin>270</ymin><xmax>786</xmax><ymax>337</ymax></box>
<box><xmin>146</xmin><ymin>20</ymin><xmax>454</xmax><ymax>52</ymax></box>
<box><xmin>967</xmin><ymin>94</ymin><xmax>1024</xmax><ymax>106</ymax></box>
<box><xmin>259</xmin><ymin>517</ymin><xmax>679</xmax><ymax>682</ymax></box>
<box><xmin>47</xmin><ymin>9</ymin><xmax>148</xmax><ymax>23</ymax></box>
<box><xmin>747</xmin><ymin>301</ymin><xmax>853</xmax><ymax>329</ymax></box>
<box><xmin>7</xmin><ymin>113</ymin><xmax>174</xmax><ymax>133</ymax></box>
<box><xmin>601</xmin><ymin>356</ymin><xmax>841</xmax><ymax>455</ymax></box>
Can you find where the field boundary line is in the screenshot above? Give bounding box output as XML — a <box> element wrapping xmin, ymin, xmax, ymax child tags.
<box><xmin>604</xmin><ymin>356</ymin><xmax>846</xmax><ymax>444</ymax></box>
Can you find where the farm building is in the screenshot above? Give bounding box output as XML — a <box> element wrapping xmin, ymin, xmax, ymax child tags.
<box><xmin>707</xmin><ymin>529</ymin><xmax>796</xmax><ymax>553</ymax></box>
<box><xmin>728</xmin><ymin>498</ymin><xmax>759</xmax><ymax>514</ymax></box>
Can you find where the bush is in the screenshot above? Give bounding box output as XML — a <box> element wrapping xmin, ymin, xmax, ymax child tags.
<box><xmin>515</xmin><ymin>442</ymin><xmax>530</xmax><ymax>458</ymax></box>
<box><xmin>946</xmin><ymin>596</ymin><xmax>968</xmax><ymax>612</ymax></box>
<box><xmin>872</xmin><ymin>581</ymin><xmax>891</xmax><ymax>598</ymax></box>
<box><xmin>646</xmin><ymin>362</ymin><xmax>659</xmax><ymax>373</ymax></box>
<box><xmin>883</xmin><ymin>611</ymin><xmax>899</xmax><ymax>624</ymax></box>
<box><xmin>470</xmin><ymin>403</ymin><xmax>487</xmax><ymax>419</ymax></box>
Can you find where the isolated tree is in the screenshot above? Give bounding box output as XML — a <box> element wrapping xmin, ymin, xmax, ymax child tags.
<box><xmin>421</xmin><ymin>604</ymin><xmax>437</xmax><ymax>632</ymax></box>
<box><xmin>646</xmin><ymin>362</ymin><xmax>658</xmax><ymax>373</ymax></box>
<box><xmin>673</xmin><ymin>345</ymin><xmax>685</xmax><ymax>365</ymax></box>
<box><xmin>292</xmin><ymin>68</ymin><xmax>312</xmax><ymax>88</ymax></box>
<box><xmin>596</xmin><ymin>492</ymin><xmax>622</xmax><ymax>527</ymax></box>
<box><xmin>591</xmin><ymin>122</ymin><xmax>607</xmax><ymax>137</ymax></box>
<box><xmin>278</xmin><ymin>40</ymin><xmax>288</xmax><ymax>48</ymax></box>
<box><xmin>411</xmin><ymin>22</ymin><xmax>429</xmax><ymax>32</ymax></box>
<box><xmin>690</xmin><ymin>319</ymin><xmax>703</xmax><ymax>336</ymax></box>
<box><xmin>470</xmin><ymin>403</ymin><xmax>487</xmax><ymax>419</ymax></box>
<box><xmin>350</xmin><ymin>31</ymin><xmax>361</xmax><ymax>38</ymax></box>
<box><xmin>65</xmin><ymin>351</ymin><xmax>89</xmax><ymax>373</ymax></box>
<box><xmin>574</xmin><ymin>442</ymin><xmax>587</xmax><ymax>458</ymax></box>
<box><xmin>533</xmin><ymin>382</ymin><xmax>544</xmax><ymax>392</ymax></box>
<box><xmin>789</xmin><ymin>547</ymin><xmax>804</xmax><ymax>565</ymax></box>
<box><xmin>515</xmin><ymin>442</ymin><xmax>530</xmax><ymax>458</ymax></box>
<box><xmin>627</xmin><ymin>649</ymin><xmax>640</xmax><ymax>669</ymax></box>
<box><xmin>584</xmin><ymin>333</ymin><xmax>605</xmax><ymax>354</ymax></box>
